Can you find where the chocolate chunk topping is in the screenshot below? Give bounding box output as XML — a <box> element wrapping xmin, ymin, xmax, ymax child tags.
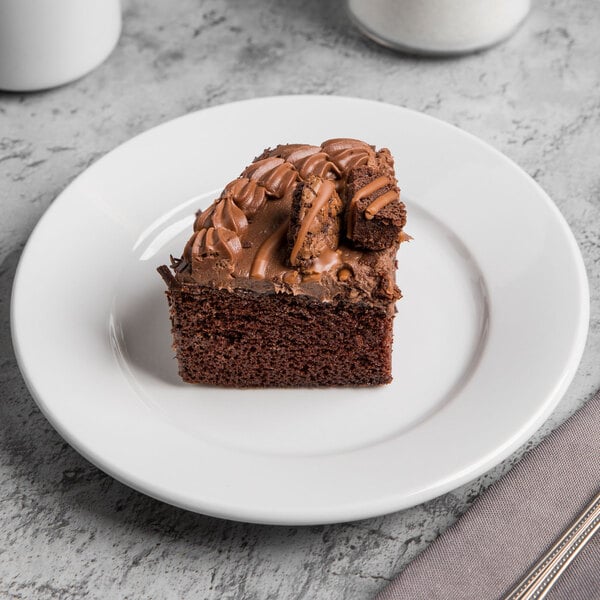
<box><xmin>287</xmin><ymin>176</ymin><xmax>343</xmax><ymax>270</ymax></box>
<box><xmin>165</xmin><ymin>139</ymin><xmax>407</xmax><ymax>309</ymax></box>
<box><xmin>345</xmin><ymin>166</ymin><xmax>405</xmax><ymax>250</ymax></box>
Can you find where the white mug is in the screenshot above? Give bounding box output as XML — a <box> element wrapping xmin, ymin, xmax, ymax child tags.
<box><xmin>0</xmin><ymin>0</ymin><xmax>121</xmax><ymax>91</ymax></box>
<box><xmin>347</xmin><ymin>0</ymin><xmax>531</xmax><ymax>55</ymax></box>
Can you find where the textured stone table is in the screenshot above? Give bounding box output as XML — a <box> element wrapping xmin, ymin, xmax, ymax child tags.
<box><xmin>1</xmin><ymin>1</ymin><xmax>599</xmax><ymax>598</ymax></box>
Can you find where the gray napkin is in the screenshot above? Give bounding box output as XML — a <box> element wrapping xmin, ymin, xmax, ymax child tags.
<box><xmin>376</xmin><ymin>390</ymin><xmax>600</xmax><ymax>600</ymax></box>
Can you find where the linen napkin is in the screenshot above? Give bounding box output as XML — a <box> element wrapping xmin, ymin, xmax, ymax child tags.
<box><xmin>376</xmin><ymin>390</ymin><xmax>600</xmax><ymax>600</ymax></box>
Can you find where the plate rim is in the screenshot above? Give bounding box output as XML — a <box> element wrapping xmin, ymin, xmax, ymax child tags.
<box><xmin>10</xmin><ymin>94</ymin><xmax>590</xmax><ymax>524</ymax></box>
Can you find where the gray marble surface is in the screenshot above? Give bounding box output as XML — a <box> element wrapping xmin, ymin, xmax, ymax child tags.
<box><xmin>1</xmin><ymin>0</ymin><xmax>599</xmax><ymax>598</ymax></box>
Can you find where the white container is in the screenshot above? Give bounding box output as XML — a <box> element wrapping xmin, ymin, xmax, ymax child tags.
<box><xmin>347</xmin><ymin>0</ymin><xmax>531</xmax><ymax>55</ymax></box>
<box><xmin>0</xmin><ymin>0</ymin><xmax>121</xmax><ymax>92</ymax></box>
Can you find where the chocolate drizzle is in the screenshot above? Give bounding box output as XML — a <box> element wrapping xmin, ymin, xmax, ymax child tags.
<box><xmin>250</xmin><ymin>219</ymin><xmax>289</xmax><ymax>279</ymax></box>
<box><xmin>168</xmin><ymin>139</ymin><xmax>407</xmax><ymax>309</ymax></box>
<box><xmin>365</xmin><ymin>190</ymin><xmax>398</xmax><ymax>219</ymax></box>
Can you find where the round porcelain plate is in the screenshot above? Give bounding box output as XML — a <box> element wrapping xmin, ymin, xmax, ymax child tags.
<box><xmin>12</xmin><ymin>96</ymin><xmax>589</xmax><ymax>525</ymax></box>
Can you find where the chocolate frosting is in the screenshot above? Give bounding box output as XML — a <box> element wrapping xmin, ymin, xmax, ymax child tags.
<box><xmin>165</xmin><ymin>139</ymin><xmax>407</xmax><ymax>313</ymax></box>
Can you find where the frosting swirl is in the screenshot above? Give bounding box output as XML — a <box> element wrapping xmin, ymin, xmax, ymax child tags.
<box><xmin>194</xmin><ymin>196</ymin><xmax>248</xmax><ymax>235</ymax></box>
<box><xmin>184</xmin><ymin>226</ymin><xmax>242</xmax><ymax>262</ymax></box>
<box><xmin>265</xmin><ymin>144</ymin><xmax>340</xmax><ymax>181</ymax></box>
<box><xmin>242</xmin><ymin>157</ymin><xmax>297</xmax><ymax>199</ymax></box>
<box><xmin>221</xmin><ymin>178</ymin><xmax>267</xmax><ymax>217</ymax></box>
<box><xmin>321</xmin><ymin>138</ymin><xmax>376</xmax><ymax>172</ymax></box>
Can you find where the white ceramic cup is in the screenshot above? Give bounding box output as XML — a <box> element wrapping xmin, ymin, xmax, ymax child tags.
<box><xmin>347</xmin><ymin>0</ymin><xmax>531</xmax><ymax>55</ymax></box>
<box><xmin>0</xmin><ymin>0</ymin><xmax>121</xmax><ymax>92</ymax></box>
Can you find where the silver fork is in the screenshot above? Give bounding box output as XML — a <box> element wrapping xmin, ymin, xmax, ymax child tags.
<box><xmin>505</xmin><ymin>489</ymin><xmax>600</xmax><ymax>600</ymax></box>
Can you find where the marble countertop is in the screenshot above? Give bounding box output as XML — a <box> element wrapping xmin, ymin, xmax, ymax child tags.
<box><xmin>1</xmin><ymin>0</ymin><xmax>599</xmax><ymax>598</ymax></box>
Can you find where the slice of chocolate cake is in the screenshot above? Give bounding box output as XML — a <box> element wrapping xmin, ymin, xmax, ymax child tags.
<box><xmin>158</xmin><ymin>138</ymin><xmax>408</xmax><ymax>388</ymax></box>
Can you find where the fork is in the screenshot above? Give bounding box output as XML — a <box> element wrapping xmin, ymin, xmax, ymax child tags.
<box><xmin>505</xmin><ymin>489</ymin><xmax>600</xmax><ymax>600</ymax></box>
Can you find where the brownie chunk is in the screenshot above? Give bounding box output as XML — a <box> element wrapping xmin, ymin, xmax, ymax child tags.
<box><xmin>345</xmin><ymin>166</ymin><xmax>406</xmax><ymax>250</ymax></box>
<box><xmin>287</xmin><ymin>175</ymin><xmax>343</xmax><ymax>270</ymax></box>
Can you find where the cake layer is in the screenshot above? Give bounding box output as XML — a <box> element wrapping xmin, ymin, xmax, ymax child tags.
<box><xmin>166</xmin><ymin>286</ymin><xmax>394</xmax><ymax>387</ymax></box>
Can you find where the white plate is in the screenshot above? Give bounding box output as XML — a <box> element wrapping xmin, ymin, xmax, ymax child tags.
<box><xmin>11</xmin><ymin>96</ymin><xmax>589</xmax><ymax>525</ymax></box>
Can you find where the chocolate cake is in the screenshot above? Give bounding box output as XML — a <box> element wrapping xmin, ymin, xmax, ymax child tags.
<box><xmin>158</xmin><ymin>138</ymin><xmax>407</xmax><ymax>387</ymax></box>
